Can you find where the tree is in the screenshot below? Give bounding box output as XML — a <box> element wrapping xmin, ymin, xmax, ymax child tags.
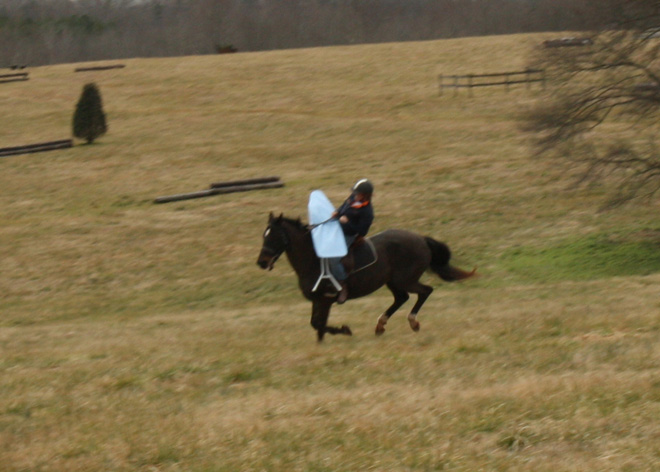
<box><xmin>73</xmin><ymin>82</ymin><xmax>107</xmax><ymax>144</ymax></box>
<box><xmin>524</xmin><ymin>0</ymin><xmax>660</xmax><ymax>207</ymax></box>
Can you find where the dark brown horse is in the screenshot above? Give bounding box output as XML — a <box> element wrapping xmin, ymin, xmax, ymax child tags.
<box><xmin>257</xmin><ymin>213</ymin><xmax>475</xmax><ymax>341</ymax></box>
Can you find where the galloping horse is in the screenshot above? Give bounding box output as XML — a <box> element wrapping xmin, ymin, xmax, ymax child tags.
<box><xmin>257</xmin><ymin>213</ymin><xmax>475</xmax><ymax>341</ymax></box>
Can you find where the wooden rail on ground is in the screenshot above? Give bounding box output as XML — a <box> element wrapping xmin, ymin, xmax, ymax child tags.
<box><xmin>210</xmin><ymin>176</ymin><xmax>281</xmax><ymax>189</ymax></box>
<box><xmin>439</xmin><ymin>69</ymin><xmax>545</xmax><ymax>96</ymax></box>
<box><xmin>0</xmin><ymin>139</ymin><xmax>73</xmax><ymax>158</ymax></box>
<box><xmin>0</xmin><ymin>72</ymin><xmax>29</xmax><ymax>84</ymax></box>
<box><xmin>543</xmin><ymin>37</ymin><xmax>592</xmax><ymax>48</ymax></box>
<box><xmin>74</xmin><ymin>64</ymin><xmax>126</xmax><ymax>72</ymax></box>
<box><xmin>154</xmin><ymin>178</ymin><xmax>284</xmax><ymax>204</ymax></box>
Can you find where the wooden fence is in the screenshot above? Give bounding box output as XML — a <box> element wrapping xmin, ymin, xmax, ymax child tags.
<box><xmin>438</xmin><ymin>69</ymin><xmax>545</xmax><ymax>96</ymax></box>
<box><xmin>0</xmin><ymin>72</ymin><xmax>29</xmax><ymax>84</ymax></box>
<box><xmin>0</xmin><ymin>139</ymin><xmax>72</xmax><ymax>158</ymax></box>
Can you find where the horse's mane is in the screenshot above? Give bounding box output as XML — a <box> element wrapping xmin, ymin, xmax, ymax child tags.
<box><xmin>279</xmin><ymin>215</ymin><xmax>308</xmax><ymax>230</ymax></box>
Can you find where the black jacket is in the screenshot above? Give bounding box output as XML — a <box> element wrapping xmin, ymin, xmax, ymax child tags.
<box><xmin>336</xmin><ymin>195</ymin><xmax>374</xmax><ymax>237</ymax></box>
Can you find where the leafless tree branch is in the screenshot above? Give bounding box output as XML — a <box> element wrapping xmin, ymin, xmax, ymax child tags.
<box><xmin>524</xmin><ymin>0</ymin><xmax>660</xmax><ymax>207</ymax></box>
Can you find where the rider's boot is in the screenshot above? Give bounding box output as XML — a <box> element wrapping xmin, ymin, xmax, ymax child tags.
<box><xmin>337</xmin><ymin>282</ymin><xmax>348</xmax><ymax>304</ymax></box>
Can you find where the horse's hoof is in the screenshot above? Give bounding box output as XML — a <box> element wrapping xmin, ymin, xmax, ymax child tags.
<box><xmin>341</xmin><ymin>325</ymin><xmax>353</xmax><ymax>336</ymax></box>
<box><xmin>375</xmin><ymin>323</ymin><xmax>386</xmax><ymax>336</ymax></box>
<box><xmin>409</xmin><ymin>320</ymin><xmax>420</xmax><ymax>332</ymax></box>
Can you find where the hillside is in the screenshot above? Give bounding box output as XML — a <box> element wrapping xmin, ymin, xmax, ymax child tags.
<box><xmin>1</xmin><ymin>34</ymin><xmax>659</xmax><ymax>471</ymax></box>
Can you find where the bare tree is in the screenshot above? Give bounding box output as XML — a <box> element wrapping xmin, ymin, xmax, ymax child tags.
<box><xmin>524</xmin><ymin>0</ymin><xmax>660</xmax><ymax>207</ymax></box>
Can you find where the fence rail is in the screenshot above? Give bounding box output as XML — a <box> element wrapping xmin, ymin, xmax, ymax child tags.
<box><xmin>543</xmin><ymin>37</ymin><xmax>592</xmax><ymax>48</ymax></box>
<box><xmin>0</xmin><ymin>139</ymin><xmax>72</xmax><ymax>158</ymax></box>
<box><xmin>154</xmin><ymin>177</ymin><xmax>284</xmax><ymax>204</ymax></box>
<box><xmin>74</xmin><ymin>64</ymin><xmax>125</xmax><ymax>72</ymax></box>
<box><xmin>0</xmin><ymin>72</ymin><xmax>29</xmax><ymax>84</ymax></box>
<box><xmin>210</xmin><ymin>176</ymin><xmax>281</xmax><ymax>189</ymax></box>
<box><xmin>439</xmin><ymin>69</ymin><xmax>545</xmax><ymax>96</ymax></box>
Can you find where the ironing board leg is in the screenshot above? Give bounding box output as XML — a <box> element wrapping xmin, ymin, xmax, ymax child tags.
<box><xmin>312</xmin><ymin>258</ymin><xmax>342</xmax><ymax>292</ymax></box>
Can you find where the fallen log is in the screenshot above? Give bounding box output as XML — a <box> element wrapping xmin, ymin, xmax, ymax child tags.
<box><xmin>209</xmin><ymin>176</ymin><xmax>281</xmax><ymax>189</ymax></box>
<box><xmin>154</xmin><ymin>180</ymin><xmax>284</xmax><ymax>204</ymax></box>
<box><xmin>0</xmin><ymin>139</ymin><xmax>73</xmax><ymax>157</ymax></box>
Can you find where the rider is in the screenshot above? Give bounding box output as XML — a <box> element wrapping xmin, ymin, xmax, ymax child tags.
<box><xmin>330</xmin><ymin>179</ymin><xmax>374</xmax><ymax>304</ymax></box>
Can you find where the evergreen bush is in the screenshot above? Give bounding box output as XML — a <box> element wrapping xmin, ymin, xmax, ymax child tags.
<box><xmin>72</xmin><ymin>82</ymin><xmax>107</xmax><ymax>144</ymax></box>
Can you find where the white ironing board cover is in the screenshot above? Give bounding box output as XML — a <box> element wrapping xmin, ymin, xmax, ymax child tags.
<box><xmin>308</xmin><ymin>190</ymin><xmax>347</xmax><ymax>258</ymax></box>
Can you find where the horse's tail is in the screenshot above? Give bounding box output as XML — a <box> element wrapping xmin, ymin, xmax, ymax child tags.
<box><xmin>425</xmin><ymin>237</ymin><xmax>476</xmax><ymax>282</ymax></box>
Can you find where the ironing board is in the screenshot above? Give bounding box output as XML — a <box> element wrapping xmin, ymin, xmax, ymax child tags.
<box><xmin>308</xmin><ymin>190</ymin><xmax>347</xmax><ymax>292</ymax></box>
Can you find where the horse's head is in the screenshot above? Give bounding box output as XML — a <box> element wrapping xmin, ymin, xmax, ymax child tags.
<box><xmin>257</xmin><ymin>213</ymin><xmax>290</xmax><ymax>271</ymax></box>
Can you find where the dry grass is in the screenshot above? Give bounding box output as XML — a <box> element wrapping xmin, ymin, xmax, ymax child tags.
<box><xmin>1</xmin><ymin>34</ymin><xmax>659</xmax><ymax>471</ymax></box>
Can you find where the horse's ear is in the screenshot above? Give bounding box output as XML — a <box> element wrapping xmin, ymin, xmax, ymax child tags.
<box><xmin>268</xmin><ymin>212</ymin><xmax>283</xmax><ymax>223</ymax></box>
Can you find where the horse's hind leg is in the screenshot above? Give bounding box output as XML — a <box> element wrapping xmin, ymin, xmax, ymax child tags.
<box><xmin>376</xmin><ymin>284</ymin><xmax>410</xmax><ymax>335</ymax></box>
<box><xmin>406</xmin><ymin>282</ymin><xmax>434</xmax><ymax>332</ymax></box>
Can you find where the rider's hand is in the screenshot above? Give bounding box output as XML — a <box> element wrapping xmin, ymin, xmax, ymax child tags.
<box><xmin>339</xmin><ymin>216</ymin><xmax>349</xmax><ymax>224</ymax></box>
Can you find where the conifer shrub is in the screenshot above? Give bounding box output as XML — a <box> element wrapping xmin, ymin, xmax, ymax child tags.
<box><xmin>72</xmin><ymin>82</ymin><xmax>107</xmax><ymax>144</ymax></box>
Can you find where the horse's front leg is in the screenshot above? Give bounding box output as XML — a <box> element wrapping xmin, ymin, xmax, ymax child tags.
<box><xmin>310</xmin><ymin>298</ymin><xmax>351</xmax><ymax>342</ymax></box>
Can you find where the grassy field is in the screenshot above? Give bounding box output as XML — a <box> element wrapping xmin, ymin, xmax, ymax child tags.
<box><xmin>1</xmin><ymin>34</ymin><xmax>659</xmax><ymax>471</ymax></box>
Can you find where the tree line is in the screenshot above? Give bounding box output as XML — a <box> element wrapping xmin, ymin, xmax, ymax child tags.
<box><xmin>1</xmin><ymin>0</ymin><xmax>616</xmax><ymax>67</ymax></box>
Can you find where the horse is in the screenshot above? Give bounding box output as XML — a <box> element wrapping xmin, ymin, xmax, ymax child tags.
<box><xmin>257</xmin><ymin>213</ymin><xmax>475</xmax><ymax>341</ymax></box>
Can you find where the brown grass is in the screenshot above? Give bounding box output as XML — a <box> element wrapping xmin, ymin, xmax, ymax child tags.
<box><xmin>1</xmin><ymin>34</ymin><xmax>659</xmax><ymax>471</ymax></box>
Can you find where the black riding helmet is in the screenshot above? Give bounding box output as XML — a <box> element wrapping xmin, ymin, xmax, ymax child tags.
<box><xmin>353</xmin><ymin>179</ymin><xmax>374</xmax><ymax>196</ymax></box>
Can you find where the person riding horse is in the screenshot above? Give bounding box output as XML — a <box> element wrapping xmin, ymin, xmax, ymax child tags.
<box><xmin>257</xmin><ymin>212</ymin><xmax>475</xmax><ymax>341</ymax></box>
<box><xmin>330</xmin><ymin>179</ymin><xmax>374</xmax><ymax>304</ymax></box>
